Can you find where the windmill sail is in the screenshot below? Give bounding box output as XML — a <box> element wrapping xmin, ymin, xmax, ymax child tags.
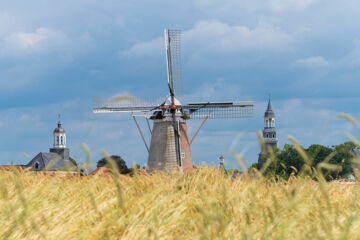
<box><xmin>165</xmin><ymin>29</ymin><xmax>183</xmax><ymax>168</ymax></box>
<box><xmin>93</xmin><ymin>97</ymin><xmax>162</xmax><ymax>113</ymax></box>
<box><xmin>165</xmin><ymin>29</ymin><xmax>182</xmax><ymax>97</ymax></box>
<box><xmin>93</xmin><ymin>29</ymin><xmax>254</xmax><ymax>174</ymax></box>
<box><xmin>183</xmin><ymin>101</ymin><xmax>254</xmax><ymax>119</ymax></box>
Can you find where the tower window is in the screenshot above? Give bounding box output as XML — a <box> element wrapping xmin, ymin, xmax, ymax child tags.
<box><xmin>61</xmin><ymin>136</ymin><xmax>63</xmax><ymax>145</ymax></box>
<box><xmin>56</xmin><ymin>136</ymin><xmax>59</xmax><ymax>145</ymax></box>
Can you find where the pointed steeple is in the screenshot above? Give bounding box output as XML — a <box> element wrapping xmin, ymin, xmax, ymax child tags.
<box><xmin>267</xmin><ymin>95</ymin><xmax>272</xmax><ymax>111</ymax></box>
<box><xmin>264</xmin><ymin>95</ymin><xmax>274</xmax><ymax>118</ymax></box>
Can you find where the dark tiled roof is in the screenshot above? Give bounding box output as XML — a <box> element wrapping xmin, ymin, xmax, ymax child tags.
<box><xmin>27</xmin><ymin>152</ymin><xmax>75</xmax><ymax>171</ymax></box>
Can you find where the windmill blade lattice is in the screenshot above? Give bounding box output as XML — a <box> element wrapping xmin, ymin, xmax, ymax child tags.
<box><xmin>93</xmin><ymin>96</ymin><xmax>163</xmax><ymax>113</ymax></box>
<box><xmin>165</xmin><ymin>30</ymin><xmax>183</xmax><ymax>97</ymax></box>
<box><xmin>183</xmin><ymin>101</ymin><xmax>254</xmax><ymax>119</ymax></box>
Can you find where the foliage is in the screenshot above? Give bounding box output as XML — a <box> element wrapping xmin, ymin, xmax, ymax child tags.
<box><xmin>96</xmin><ymin>155</ymin><xmax>130</xmax><ymax>174</ymax></box>
<box><xmin>2</xmin><ymin>167</ymin><xmax>360</xmax><ymax>239</ymax></box>
<box><xmin>248</xmin><ymin>163</ymin><xmax>260</xmax><ymax>170</ymax></box>
<box><xmin>260</xmin><ymin>141</ymin><xmax>356</xmax><ymax>180</ymax></box>
<box><xmin>129</xmin><ymin>163</ymin><xmax>141</xmax><ymax>175</ymax></box>
<box><xmin>69</xmin><ymin>157</ymin><xmax>78</xmax><ymax>167</ymax></box>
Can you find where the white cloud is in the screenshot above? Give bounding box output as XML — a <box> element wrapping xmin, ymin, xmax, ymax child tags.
<box><xmin>338</xmin><ymin>39</ymin><xmax>360</xmax><ymax>68</ymax></box>
<box><xmin>106</xmin><ymin>131</ymin><xmax>124</xmax><ymax>139</ymax></box>
<box><xmin>120</xmin><ymin>37</ymin><xmax>163</xmax><ymax>58</ymax></box>
<box><xmin>273</xmin><ymin>98</ymin><xmax>357</xmax><ymax>148</ymax></box>
<box><xmin>0</xmin><ymin>27</ymin><xmax>93</xmax><ymax>57</ymax></box>
<box><xmin>0</xmin><ymin>12</ymin><xmax>24</xmax><ymax>37</ymax></box>
<box><xmin>2</xmin><ymin>28</ymin><xmax>67</xmax><ymax>55</ymax></box>
<box><xmin>193</xmin><ymin>0</ymin><xmax>316</xmax><ymax>14</ymax></box>
<box><xmin>184</xmin><ymin>20</ymin><xmax>294</xmax><ymax>53</ymax></box>
<box><xmin>183</xmin><ymin>78</ymin><xmax>249</xmax><ymax>103</ymax></box>
<box><xmin>292</xmin><ymin>41</ymin><xmax>360</xmax><ymax>71</ymax></box>
<box><xmin>293</xmin><ymin>56</ymin><xmax>330</xmax><ymax>68</ymax></box>
<box><xmin>121</xmin><ymin>20</ymin><xmax>295</xmax><ymax>58</ymax></box>
<box><xmin>268</xmin><ymin>0</ymin><xmax>317</xmax><ymax>12</ymax></box>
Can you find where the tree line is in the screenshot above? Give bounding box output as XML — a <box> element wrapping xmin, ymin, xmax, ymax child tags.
<box><xmin>249</xmin><ymin>141</ymin><xmax>357</xmax><ymax>180</ymax></box>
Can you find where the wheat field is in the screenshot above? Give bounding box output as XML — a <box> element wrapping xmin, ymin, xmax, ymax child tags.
<box><xmin>0</xmin><ymin>166</ymin><xmax>359</xmax><ymax>240</ymax></box>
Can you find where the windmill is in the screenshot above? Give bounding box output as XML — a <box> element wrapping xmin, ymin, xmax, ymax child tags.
<box><xmin>93</xmin><ymin>29</ymin><xmax>254</xmax><ymax>173</ymax></box>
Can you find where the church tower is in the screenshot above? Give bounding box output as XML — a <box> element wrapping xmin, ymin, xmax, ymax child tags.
<box><xmin>53</xmin><ymin>120</ymin><xmax>66</xmax><ymax>148</ymax></box>
<box><xmin>50</xmin><ymin>116</ymin><xmax>69</xmax><ymax>159</ymax></box>
<box><xmin>258</xmin><ymin>96</ymin><xmax>278</xmax><ymax>166</ymax></box>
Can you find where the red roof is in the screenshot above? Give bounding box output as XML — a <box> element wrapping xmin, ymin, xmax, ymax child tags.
<box><xmin>0</xmin><ymin>165</ymin><xmax>26</xmax><ymax>171</ymax></box>
<box><xmin>89</xmin><ymin>167</ymin><xmax>112</xmax><ymax>175</ymax></box>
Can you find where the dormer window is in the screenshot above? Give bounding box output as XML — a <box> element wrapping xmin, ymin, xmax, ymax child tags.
<box><xmin>34</xmin><ymin>162</ymin><xmax>40</xmax><ymax>170</ymax></box>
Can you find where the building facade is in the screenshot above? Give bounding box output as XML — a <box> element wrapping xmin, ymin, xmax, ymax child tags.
<box><xmin>26</xmin><ymin>119</ymin><xmax>76</xmax><ymax>171</ymax></box>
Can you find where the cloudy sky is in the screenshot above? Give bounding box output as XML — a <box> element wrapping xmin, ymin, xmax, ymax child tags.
<box><xmin>1</xmin><ymin>0</ymin><xmax>360</xmax><ymax>169</ymax></box>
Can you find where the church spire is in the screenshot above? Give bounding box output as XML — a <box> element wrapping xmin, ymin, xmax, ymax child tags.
<box><xmin>258</xmin><ymin>95</ymin><xmax>278</xmax><ymax>167</ymax></box>
<box><xmin>53</xmin><ymin>114</ymin><xmax>66</xmax><ymax>149</ymax></box>
<box><xmin>267</xmin><ymin>95</ymin><xmax>272</xmax><ymax>111</ymax></box>
<box><xmin>262</xmin><ymin>95</ymin><xmax>277</xmax><ymax>141</ymax></box>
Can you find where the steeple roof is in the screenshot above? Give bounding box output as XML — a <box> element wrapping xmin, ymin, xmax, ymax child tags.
<box><xmin>54</xmin><ymin>122</ymin><xmax>66</xmax><ymax>134</ymax></box>
<box><xmin>264</xmin><ymin>96</ymin><xmax>275</xmax><ymax>118</ymax></box>
<box><xmin>54</xmin><ymin>115</ymin><xmax>66</xmax><ymax>134</ymax></box>
<box><xmin>267</xmin><ymin>98</ymin><xmax>272</xmax><ymax>111</ymax></box>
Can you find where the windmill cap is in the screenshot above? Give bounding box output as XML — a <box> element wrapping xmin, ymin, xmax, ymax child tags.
<box><xmin>164</xmin><ymin>96</ymin><xmax>182</xmax><ymax>106</ymax></box>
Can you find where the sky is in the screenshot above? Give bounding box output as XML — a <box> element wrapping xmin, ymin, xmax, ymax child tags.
<box><xmin>1</xmin><ymin>0</ymin><xmax>360</xmax><ymax>170</ymax></box>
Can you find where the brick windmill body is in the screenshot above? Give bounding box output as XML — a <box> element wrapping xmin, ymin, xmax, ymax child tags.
<box><xmin>93</xmin><ymin>30</ymin><xmax>254</xmax><ymax>173</ymax></box>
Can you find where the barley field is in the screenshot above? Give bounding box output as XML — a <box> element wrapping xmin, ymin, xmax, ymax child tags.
<box><xmin>0</xmin><ymin>165</ymin><xmax>359</xmax><ymax>240</ymax></box>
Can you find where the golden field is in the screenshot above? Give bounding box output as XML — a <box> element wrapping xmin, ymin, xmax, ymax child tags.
<box><xmin>0</xmin><ymin>167</ymin><xmax>359</xmax><ymax>240</ymax></box>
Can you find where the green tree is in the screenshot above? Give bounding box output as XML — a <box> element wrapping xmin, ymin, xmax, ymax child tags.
<box><xmin>248</xmin><ymin>163</ymin><xmax>260</xmax><ymax>170</ymax></box>
<box><xmin>96</xmin><ymin>155</ymin><xmax>130</xmax><ymax>174</ymax></box>
<box><xmin>264</xmin><ymin>142</ymin><xmax>355</xmax><ymax>180</ymax></box>
<box><xmin>307</xmin><ymin>144</ymin><xmax>333</xmax><ymax>166</ymax></box>
<box><xmin>276</xmin><ymin>144</ymin><xmax>303</xmax><ymax>176</ymax></box>
<box><xmin>332</xmin><ymin>143</ymin><xmax>353</xmax><ymax>178</ymax></box>
<box><xmin>129</xmin><ymin>163</ymin><xmax>141</xmax><ymax>175</ymax></box>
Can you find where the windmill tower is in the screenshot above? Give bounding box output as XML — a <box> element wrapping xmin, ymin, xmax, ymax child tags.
<box><xmin>93</xmin><ymin>29</ymin><xmax>254</xmax><ymax>173</ymax></box>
